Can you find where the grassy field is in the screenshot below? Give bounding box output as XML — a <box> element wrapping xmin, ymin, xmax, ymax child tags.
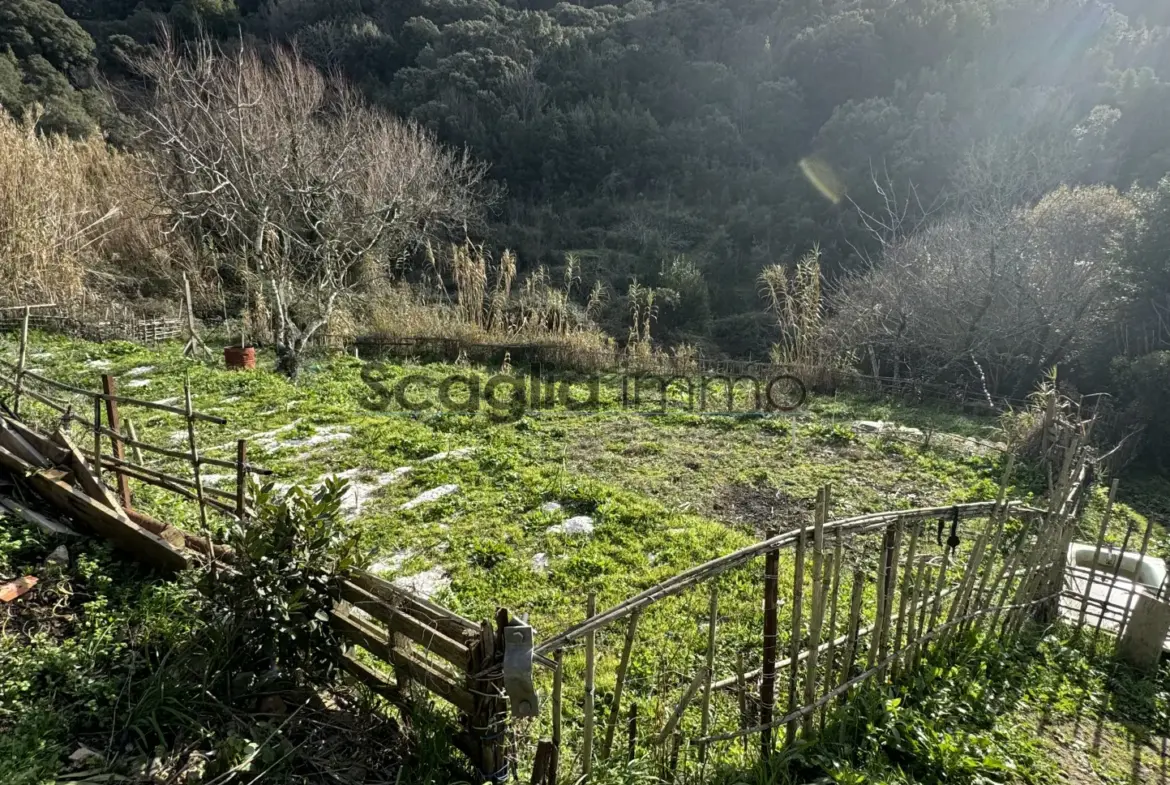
<box><xmin>1</xmin><ymin>332</ymin><xmax>1168</xmax><ymax>784</ymax></box>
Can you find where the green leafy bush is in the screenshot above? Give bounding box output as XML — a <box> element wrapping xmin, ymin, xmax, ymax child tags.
<box><xmin>205</xmin><ymin>477</ymin><xmax>365</xmax><ymax>682</ymax></box>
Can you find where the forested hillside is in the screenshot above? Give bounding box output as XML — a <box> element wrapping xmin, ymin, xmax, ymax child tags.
<box><xmin>4</xmin><ymin>0</ymin><xmax>1170</xmax><ymax>464</ymax></box>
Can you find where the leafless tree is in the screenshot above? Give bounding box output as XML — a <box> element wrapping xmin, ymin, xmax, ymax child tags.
<box><xmin>832</xmin><ymin>184</ymin><xmax>1138</xmax><ymax>397</ymax></box>
<box><xmin>130</xmin><ymin>34</ymin><xmax>489</xmax><ymax>374</ymax></box>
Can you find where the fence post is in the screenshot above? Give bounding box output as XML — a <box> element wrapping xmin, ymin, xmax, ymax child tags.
<box><xmin>92</xmin><ymin>397</ymin><xmax>103</xmax><ymax>478</ymax></box>
<box><xmin>698</xmin><ymin>583</ymin><xmax>718</xmax><ymax>763</ymax></box>
<box><xmin>467</xmin><ymin>610</ymin><xmax>509</xmax><ymax>784</ymax></box>
<box><xmin>785</xmin><ymin>524</ymin><xmax>806</xmax><ymax>745</ymax></box>
<box><xmin>760</xmin><ymin>525</ymin><xmax>780</xmax><ymax>756</ymax></box>
<box><xmin>1074</xmin><ymin>479</ymin><xmax>1119</xmax><ymax>633</ymax></box>
<box><xmin>582</xmin><ymin>593</ymin><xmax>597</xmax><ymax>781</ymax></box>
<box><xmin>13</xmin><ymin>306</ymin><xmax>29</xmax><ymax>417</ymax></box>
<box><xmin>1116</xmin><ymin>516</ymin><xmax>1156</xmax><ymax>642</ymax></box>
<box><xmin>101</xmin><ymin>375</ymin><xmax>132</xmax><ymax>510</ymax></box>
<box><xmin>126</xmin><ymin>420</ymin><xmax>145</xmax><ymax>464</ymax></box>
<box><xmin>802</xmin><ymin>490</ymin><xmax>827</xmax><ymax>737</ymax></box>
<box><xmin>183</xmin><ymin>376</ymin><xmax>212</xmax><ymax>570</ymax></box>
<box><xmin>551</xmin><ymin>649</ymin><xmax>563</xmax><ymax>783</ymax></box>
<box><xmin>235</xmin><ymin>439</ymin><xmax>248</xmax><ymax>520</ymax></box>
<box><xmin>602</xmin><ymin>608</ymin><xmax>641</xmax><ymax>761</ymax></box>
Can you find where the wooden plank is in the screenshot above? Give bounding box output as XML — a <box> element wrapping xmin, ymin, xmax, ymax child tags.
<box><xmin>0</xmin><ymin>420</ymin><xmax>52</xmax><ymax>468</ymax></box>
<box><xmin>0</xmin><ymin>417</ymin><xmax>69</xmax><ymax>464</ymax></box>
<box><xmin>0</xmin><ymin>445</ymin><xmax>189</xmax><ymax>573</ymax></box>
<box><xmin>339</xmin><ymin>580</ymin><xmax>471</xmax><ymax>670</ymax></box>
<box><xmin>13</xmin><ymin>306</ymin><xmax>28</xmax><ymax>417</ymax></box>
<box><xmin>53</xmin><ymin>430</ymin><xmax>129</xmax><ymax>520</ymax></box>
<box><xmin>0</xmin><ymin>494</ymin><xmax>79</xmax><ymax>537</ymax></box>
<box><xmin>654</xmin><ymin>666</ymin><xmax>708</xmax><ymax>745</ymax></box>
<box><xmin>101</xmin><ymin>376</ymin><xmax>131</xmax><ymax>510</ymax></box>
<box><xmin>340</xmin><ymin>652</ymin><xmax>402</xmax><ymax>704</ymax></box>
<box><xmin>329</xmin><ymin>609</ymin><xmax>473</xmax><ymax>715</ymax></box>
<box><xmin>350</xmin><ymin>569</ymin><xmax>480</xmax><ymax>642</ymax></box>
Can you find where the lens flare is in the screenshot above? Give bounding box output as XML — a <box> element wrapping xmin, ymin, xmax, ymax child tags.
<box><xmin>799</xmin><ymin>156</ymin><xmax>845</xmax><ymax>205</ymax></box>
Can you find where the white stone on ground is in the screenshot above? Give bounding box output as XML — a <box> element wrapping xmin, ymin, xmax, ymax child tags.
<box><xmin>279</xmin><ymin>426</ymin><xmax>352</xmax><ymax>451</ymax></box>
<box><xmin>126</xmin><ymin>379</ymin><xmax>151</xmax><ymax>388</ymax></box>
<box><xmin>153</xmin><ymin>397</ymin><xmax>181</xmax><ymax>406</ymax></box>
<box><xmin>851</xmin><ymin>420</ymin><xmax>925</xmax><ymax>438</ymax></box>
<box><xmin>547</xmin><ymin>516</ymin><xmax>594</xmax><ymax>536</ymax></box>
<box><xmin>168</xmin><ymin>430</ymin><xmax>188</xmax><ymax>445</ymax></box>
<box><xmin>400</xmin><ymin>484</ymin><xmax>459</xmax><ymax>510</ymax></box>
<box><xmin>421</xmin><ymin>447</ymin><xmax>476</xmax><ymax>463</ymax></box>
<box><xmin>322</xmin><ymin>466</ymin><xmax>413</xmax><ymax>518</ymax></box>
<box><xmin>85</xmin><ymin>359</ymin><xmax>111</xmax><ymax>370</ymax></box>
<box><xmin>29</xmin><ymin>352</ymin><xmax>52</xmax><ymax>360</ymax></box>
<box><xmin>540</xmin><ymin>501</ymin><xmax>563</xmax><ymax>514</ymax></box>
<box><xmin>531</xmin><ymin>552</ymin><xmax>550</xmax><ymax>573</ymax></box>
<box><xmin>126</xmin><ymin>366</ymin><xmax>154</xmax><ymax>376</ymax></box>
<box><xmin>200</xmin><ymin>474</ymin><xmax>229</xmax><ymax>487</ymax></box>
<box><xmin>393</xmin><ymin>567</ymin><xmax>451</xmax><ymax>599</ymax></box>
<box><xmin>369</xmin><ymin>549</ymin><xmax>415</xmax><ymax>575</ymax></box>
<box><xmin>221</xmin><ymin>396</ymin><xmax>240</xmax><ymax>404</ymax></box>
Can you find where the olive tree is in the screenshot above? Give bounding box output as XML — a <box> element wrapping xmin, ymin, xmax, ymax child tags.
<box><xmin>132</xmin><ymin>35</ymin><xmax>488</xmax><ymax>374</ymax></box>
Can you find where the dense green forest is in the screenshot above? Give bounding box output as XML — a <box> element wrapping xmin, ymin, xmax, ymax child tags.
<box><xmin>3</xmin><ymin>0</ymin><xmax>1170</xmax><ymax>463</ymax></box>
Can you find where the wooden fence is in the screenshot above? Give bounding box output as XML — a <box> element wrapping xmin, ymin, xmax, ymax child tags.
<box><xmin>0</xmin><ymin>325</ymin><xmax>524</xmax><ymax>783</ymax></box>
<box><xmin>519</xmin><ymin>444</ymin><xmax>1091</xmax><ymax>784</ymax></box>
<box><xmin>332</xmin><ymin>334</ymin><xmax>1030</xmax><ymax>414</ymax></box>
<box><xmin>0</xmin><ymin>303</ymin><xmax>181</xmax><ymax>344</ymax></box>
<box><xmin>0</xmin><ymin>306</ymin><xmax>1122</xmax><ymax>784</ymax></box>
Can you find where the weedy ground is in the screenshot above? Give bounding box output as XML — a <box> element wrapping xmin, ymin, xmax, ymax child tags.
<box><xmin>0</xmin><ymin>332</ymin><xmax>1167</xmax><ymax>784</ymax></box>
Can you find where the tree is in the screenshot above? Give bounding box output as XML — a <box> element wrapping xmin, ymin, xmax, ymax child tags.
<box><xmin>132</xmin><ymin>35</ymin><xmax>489</xmax><ymax>375</ymax></box>
<box><xmin>0</xmin><ymin>0</ymin><xmax>100</xmax><ymax>135</ymax></box>
<box><xmin>831</xmin><ymin>184</ymin><xmax>1138</xmax><ymax>396</ymax></box>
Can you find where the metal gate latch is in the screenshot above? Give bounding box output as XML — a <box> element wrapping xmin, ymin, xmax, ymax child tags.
<box><xmin>503</xmin><ymin>619</ymin><xmax>539</xmax><ymax>718</ymax></box>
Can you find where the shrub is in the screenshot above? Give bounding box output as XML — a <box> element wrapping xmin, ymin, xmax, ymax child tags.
<box><xmin>204</xmin><ymin>477</ymin><xmax>365</xmax><ymax>682</ymax></box>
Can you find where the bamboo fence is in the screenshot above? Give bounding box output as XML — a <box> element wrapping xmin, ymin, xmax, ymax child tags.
<box><xmin>523</xmin><ymin>436</ymin><xmax>1093</xmax><ymax>784</ymax></box>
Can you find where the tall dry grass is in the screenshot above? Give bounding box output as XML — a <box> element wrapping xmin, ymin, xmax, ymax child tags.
<box><xmin>0</xmin><ymin>109</ymin><xmax>176</xmax><ymax>311</ymax></box>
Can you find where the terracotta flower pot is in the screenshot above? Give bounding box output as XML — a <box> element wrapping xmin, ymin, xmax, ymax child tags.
<box><xmin>224</xmin><ymin>346</ymin><xmax>256</xmax><ymax>370</ymax></box>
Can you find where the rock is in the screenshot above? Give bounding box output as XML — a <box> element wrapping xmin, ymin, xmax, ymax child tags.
<box><xmin>279</xmin><ymin>426</ymin><xmax>352</xmax><ymax>450</ymax></box>
<box><xmin>323</xmin><ymin>467</ymin><xmax>413</xmax><ymax>518</ymax></box>
<box><xmin>531</xmin><ymin>552</ymin><xmax>550</xmax><ymax>572</ymax></box>
<box><xmin>369</xmin><ymin>549</ymin><xmax>415</xmax><ymax>575</ymax></box>
<box><xmin>45</xmin><ymin>545</ymin><xmax>68</xmax><ymax>567</ymax></box>
<box><xmin>126</xmin><ymin>366</ymin><xmax>154</xmax><ymax>376</ymax></box>
<box><xmin>69</xmin><ymin>746</ymin><xmax>102</xmax><ymax>765</ymax></box>
<box><xmin>540</xmin><ymin>501</ymin><xmax>563</xmax><ymax>514</ymax></box>
<box><xmin>421</xmin><ymin>447</ymin><xmax>476</xmax><ymax>463</ymax></box>
<box><xmin>548</xmin><ymin>516</ymin><xmax>594</xmax><ymax>536</ymax></box>
<box><xmin>84</xmin><ymin>359</ymin><xmax>111</xmax><ymax>370</ymax></box>
<box><xmin>400</xmin><ymin>484</ymin><xmax>459</xmax><ymax>510</ymax></box>
<box><xmin>853</xmin><ymin>420</ymin><xmax>886</xmax><ymax>433</ymax></box>
<box><xmin>393</xmin><ymin>567</ymin><xmax>451</xmax><ymax>599</ymax></box>
<box><xmin>126</xmin><ymin>379</ymin><xmax>152</xmax><ymax>388</ymax></box>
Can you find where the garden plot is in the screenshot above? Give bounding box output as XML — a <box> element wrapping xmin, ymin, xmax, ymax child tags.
<box><xmin>0</xmin><ymin>333</ymin><xmax>1036</xmax><ymax>644</ymax></box>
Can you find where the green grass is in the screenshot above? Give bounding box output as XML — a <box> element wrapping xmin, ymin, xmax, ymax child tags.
<box><xmin>1</xmin><ymin>331</ymin><xmax>1168</xmax><ymax>783</ymax></box>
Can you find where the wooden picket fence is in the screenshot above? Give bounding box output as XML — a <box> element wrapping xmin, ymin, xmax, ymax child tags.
<box><xmin>0</xmin><ymin>303</ymin><xmax>182</xmax><ymax>345</ymax></box>
<box><xmin>520</xmin><ymin>441</ymin><xmax>1092</xmax><ymax>783</ymax></box>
